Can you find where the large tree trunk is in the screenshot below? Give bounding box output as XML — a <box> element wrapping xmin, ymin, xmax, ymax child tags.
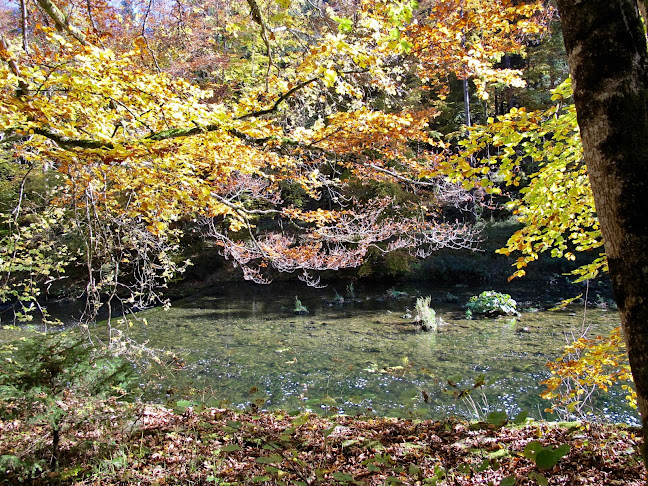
<box><xmin>555</xmin><ymin>0</ymin><xmax>648</xmax><ymax>462</ymax></box>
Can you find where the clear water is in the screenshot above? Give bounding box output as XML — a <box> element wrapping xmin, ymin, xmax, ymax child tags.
<box><xmin>110</xmin><ymin>281</ymin><xmax>638</xmax><ymax>425</ymax></box>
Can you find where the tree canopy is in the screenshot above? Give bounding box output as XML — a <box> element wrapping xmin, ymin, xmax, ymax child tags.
<box><xmin>1</xmin><ymin>0</ymin><xmax>553</xmax><ymax>321</ymax></box>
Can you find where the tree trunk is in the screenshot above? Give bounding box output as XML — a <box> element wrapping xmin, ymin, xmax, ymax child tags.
<box><xmin>555</xmin><ymin>0</ymin><xmax>648</xmax><ymax>462</ymax></box>
<box><xmin>20</xmin><ymin>0</ymin><xmax>29</xmax><ymax>53</ymax></box>
<box><xmin>51</xmin><ymin>425</ymin><xmax>60</xmax><ymax>469</ymax></box>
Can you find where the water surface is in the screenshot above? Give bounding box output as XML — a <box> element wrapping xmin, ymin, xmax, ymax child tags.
<box><xmin>119</xmin><ymin>281</ymin><xmax>636</xmax><ymax>424</ymax></box>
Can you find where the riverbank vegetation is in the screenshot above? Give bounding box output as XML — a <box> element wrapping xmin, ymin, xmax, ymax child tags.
<box><xmin>0</xmin><ymin>334</ymin><xmax>643</xmax><ymax>484</ymax></box>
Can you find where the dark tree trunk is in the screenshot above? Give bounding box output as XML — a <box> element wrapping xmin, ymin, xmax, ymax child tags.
<box><xmin>51</xmin><ymin>426</ymin><xmax>60</xmax><ymax>469</ymax></box>
<box><xmin>556</xmin><ymin>0</ymin><xmax>648</xmax><ymax>463</ymax></box>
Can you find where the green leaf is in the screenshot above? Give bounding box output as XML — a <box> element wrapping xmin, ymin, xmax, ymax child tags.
<box><xmin>486</xmin><ymin>410</ymin><xmax>508</xmax><ymax>427</ymax></box>
<box><xmin>251</xmin><ymin>475</ymin><xmax>271</xmax><ymax>482</ymax></box>
<box><xmin>386</xmin><ymin>477</ymin><xmax>404</xmax><ymax>484</ymax></box>
<box><xmin>292</xmin><ymin>413</ymin><xmax>309</xmax><ymax>426</ymax></box>
<box><xmin>500</xmin><ymin>476</ymin><xmax>516</xmax><ymax>486</ymax></box>
<box><xmin>175</xmin><ymin>399</ymin><xmax>194</xmax><ymax>411</ymax></box>
<box><xmin>331</xmin><ymin>471</ymin><xmax>354</xmax><ymax>482</ymax></box>
<box><xmin>555</xmin><ymin>443</ymin><xmax>571</xmax><ymax>457</ymax></box>
<box><xmin>255</xmin><ymin>454</ymin><xmax>283</xmax><ymax>464</ymax></box>
<box><xmin>535</xmin><ymin>445</ymin><xmax>570</xmax><ymax>470</ymax></box>
<box><xmin>529</xmin><ymin>471</ymin><xmax>549</xmax><ymax>486</ymax></box>
<box><xmin>534</xmin><ymin>449</ymin><xmax>558</xmax><ymax>470</ymax></box>
<box><xmin>513</xmin><ymin>410</ymin><xmax>529</xmax><ymax>424</ymax></box>
<box><xmin>524</xmin><ymin>440</ymin><xmax>543</xmax><ymax>459</ymax></box>
<box><xmin>488</xmin><ymin>448</ymin><xmax>509</xmax><ymax>459</ymax></box>
<box><xmin>337</xmin><ymin>17</ymin><xmax>353</xmax><ymax>33</ymax></box>
<box><xmin>221</xmin><ymin>444</ymin><xmax>241</xmax><ymax>452</ymax></box>
<box><xmin>365</xmin><ymin>439</ymin><xmax>385</xmax><ymax>451</ymax></box>
<box><xmin>269</xmin><ymin>13</ymin><xmax>286</xmax><ymax>23</ymax></box>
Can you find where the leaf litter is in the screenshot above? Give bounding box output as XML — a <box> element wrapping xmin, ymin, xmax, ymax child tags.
<box><xmin>0</xmin><ymin>402</ymin><xmax>645</xmax><ymax>485</ymax></box>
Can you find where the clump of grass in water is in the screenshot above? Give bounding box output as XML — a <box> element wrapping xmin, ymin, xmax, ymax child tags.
<box><xmin>294</xmin><ymin>296</ymin><xmax>308</xmax><ymax>315</ymax></box>
<box><xmin>415</xmin><ymin>296</ymin><xmax>436</xmax><ymax>332</ymax></box>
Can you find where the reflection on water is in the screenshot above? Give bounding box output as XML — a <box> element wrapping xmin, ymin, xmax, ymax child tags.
<box><xmin>117</xmin><ymin>281</ymin><xmax>637</xmax><ymax>425</ymax></box>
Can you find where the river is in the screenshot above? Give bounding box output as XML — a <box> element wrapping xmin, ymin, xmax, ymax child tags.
<box><xmin>91</xmin><ymin>280</ymin><xmax>637</xmax><ymax>425</ymax></box>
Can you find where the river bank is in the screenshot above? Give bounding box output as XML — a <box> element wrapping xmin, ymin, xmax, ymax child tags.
<box><xmin>0</xmin><ymin>402</ymin><xmax>644</xmax><ymax>485</ymax></box>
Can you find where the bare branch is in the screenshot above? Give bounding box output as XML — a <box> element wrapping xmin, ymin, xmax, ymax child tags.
<box><xmin>236</xmin><ymin>78</ymin><xmax>320</xmax><ymax>120</ymax></box>
<box><xmin>140</xmin><ymin>0</ymin><xmax>162</xmax><ymax>73</ymax></box>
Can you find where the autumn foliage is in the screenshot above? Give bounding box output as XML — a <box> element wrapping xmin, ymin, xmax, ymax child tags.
<box><xmin>541</xmin><ymin>326</ymin><xmax>637</xmax><ymax>418</ymax></box>
<box><xmin>0</xmin><ymin>0</ymin><xmax>549</xmax><ymax>320</ymax></box>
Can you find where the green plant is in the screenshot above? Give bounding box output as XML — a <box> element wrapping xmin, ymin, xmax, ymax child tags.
<box><xmin>465</xmin><ymin>291</ymin><xmax>518</xmax><ymax>318</ymax></box>
<box><xmin>523</xmin><ymin>440</ymin><xmax>570</xmax><ymax>471</ymax></box>
<box><xmin>0</xmin><ymin>207</ymin><xmax>72</xmax><ymax>324</ymax></box>
<box><xmin>414</xmin><ymin>296</ymin><xmax>437</xmax><ymax>332</ymax></box>
<box><xmin>385</xmin><ymin>288</ymin><xmax>409</xmax><ymax>299</ymax></box>
<box><xmin>0</xmin><ymin>333</ymin><xmax>133</xmax><ymax>474</ymax></box>
<box><xmin>346</xmin><ymin>283</ymin><xmax>356</xmax><ymax>299</ymax></box>
<box><xmin>332</xmin><ymin>291</ymin><xmax>345</xmax><ymax>305</ymax></box>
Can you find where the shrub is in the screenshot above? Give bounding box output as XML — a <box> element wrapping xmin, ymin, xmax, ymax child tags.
<box><xmin>0</xmin><ymin>333</ymin><xmax>133</xmax><ymax>475</ymax></box>
<box><xmin>465</xmin><ymin>291</ymin><xmax>518</xmax><ymax>318</ymax></box>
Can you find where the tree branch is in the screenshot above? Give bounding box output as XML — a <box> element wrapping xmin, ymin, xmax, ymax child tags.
<box><xmin>31</xmin><ymin>127</ymin><xmax>114</xmax><ymax>149</ymax></box>
<box><xmin>245</xmin><ymin>0</ymin><xmax>272</xmax><ymax>88</ymax></box>
<box><xmin>236</xmin><ymin>78</ymin><xmax>319</xmax><ymax>120</ymax></box>
<box><xmin>20</xmin><ymin>0</ymin><xmax>29</xmax><ymax>53</ymax></box>
<box><xmin>0</xmin><ymin>37</ymin><xmax>30</xmax><ymax>98</ymax></box>
<box><xmin>140</xmin><ymin>0</ymin><xmax>162</xmax><ymax>73</ymax></box>
<box><xmin>35</xmin><ymin>0</ymin><xmax>88</xmax><ymax>46</ymax></box>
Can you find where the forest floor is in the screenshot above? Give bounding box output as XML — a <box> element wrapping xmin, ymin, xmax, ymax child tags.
<box><xmin>0</xmin><ymin>402</ymin><xmax>644</xmax><ymax>485</ymax></box>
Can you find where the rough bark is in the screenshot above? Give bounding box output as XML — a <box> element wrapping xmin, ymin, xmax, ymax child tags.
<box><xmin>556</xmin><ymin>0</ymin><xmax>648</xmax><ymax>462</ymax></box>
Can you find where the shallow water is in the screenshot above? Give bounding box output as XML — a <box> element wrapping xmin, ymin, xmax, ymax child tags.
<box><xmin>114</xmin><ymin>281</ymin><xmax>637</xmax><ymax>424</ymax></box>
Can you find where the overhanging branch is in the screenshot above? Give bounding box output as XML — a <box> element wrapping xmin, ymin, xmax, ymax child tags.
<box><xmin>1</xmin><ymin>74</ymin><xmax>322</xmax><ymax>149</ymax></box>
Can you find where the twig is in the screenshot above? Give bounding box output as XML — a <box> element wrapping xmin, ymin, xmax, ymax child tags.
<box><xmin>140</xmin><ymin>0</ymin><xmax>161</xmax><ymax>73</ymax></box>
